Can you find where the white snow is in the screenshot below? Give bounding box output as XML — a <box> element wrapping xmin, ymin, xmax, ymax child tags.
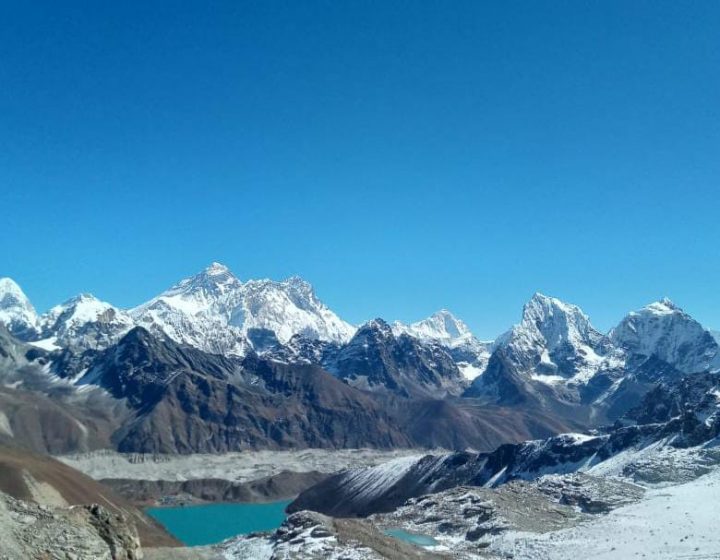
<box><xmin>334</xmin><ymin>455</ymin><xmax>424</xmax><ymax>502</ymax></box>
<box><xmin>38</xmin><ymin>294</ymin><xmax>135</xmax><ymax>351</ymax></box>
<box><xmin>0</xmin><ymin>277</ymin><xmax>39</xmax><ymax>335</ymax></box>
<box><xmin>130</xmin><ymin>263</ymin><xmax>355</xmax><ymax>356</ymax></box>
<box><xmin>457</xmin><ymin>362</ymin><xmax>485</xmax><ymax>380</ymax></box>
<box><xmin>609</xmin><ymin>298</ymin><xmax>720</xmax><ymax>374</ymax></box>
<box><xmin>490</xmin><ymin>467</ymin><xmax>720</xmax><ymax>559</ymax></box>
<box><xmin>28</xmin><ymin>337</ymin><xmax>60</xmax><ymax>351</ymax></box>
<box><xmin>392</xmin><ymin>310</ymin><xmax>477</xmax><ymax>347</ymax></box>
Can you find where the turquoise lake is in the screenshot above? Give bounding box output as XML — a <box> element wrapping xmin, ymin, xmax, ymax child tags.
<box><xmin>147</xmin><ymin>500</ymin><xmax>292</xmax><ymax>546</ymax></box>
<box><xmin>384</xmin><ymin>528</ymin><xmax>439</xmax><ymax>547</ymax></box>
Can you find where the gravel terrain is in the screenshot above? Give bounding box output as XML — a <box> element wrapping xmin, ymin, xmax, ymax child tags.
<box><xmin>58</xmin><ymin>448</ymin><xmax>430</xmax><ymax>482</ymax></box>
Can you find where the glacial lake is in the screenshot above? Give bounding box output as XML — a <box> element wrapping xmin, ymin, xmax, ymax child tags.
<box><xmin>384</xmin><ymin>528</ymin><xmax>440</xmax><ymax>547</ymax></box>
<box><xmin>147</xmin><ymin>500</ymin><xmax>292</xmax><ymax>546</ymax></box>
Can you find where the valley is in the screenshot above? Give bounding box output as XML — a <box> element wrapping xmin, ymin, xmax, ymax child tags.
<box><xmin>2</xmin><ymin>264</ymin><xmax>720</xmax><ymax>558</ymax></box>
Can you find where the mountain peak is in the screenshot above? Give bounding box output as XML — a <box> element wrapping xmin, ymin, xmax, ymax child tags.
<box><xmin>284</xmin><ymin>275</ymin><xmax>315</xmax><ymax>297</ymax></box>
<box><xmin>0</xmin><ymin>277</ymin><xmax>39</xmax><ymax>339</ymax></box>
<box><xmin>524</xmin><ymin>292</ymin><xmax>583</xmax><ymax>317</ymax></box>
<box><xmin>360</xmin><ymin>318</ymin><xmax>394</xmax><ymax>338</ymax></box>
<box><xmin>643</xmin><ymin>297</ymin><xmax>682</xmax><ymax>315</ymax></box>
<box><xmin>169</xmin><ymin>263</ymin><xmax>242</xmax><ymax>297</ymax></box>
<box><xmin>0</xmin><ymin>276</ymin><xmax>26</xmax><ymax>295</ymax></box>
<box><xmin>392</xmin><ymin>309</ymin><xmax>477</xmax><ymax>347</ymax></box>
<box><xmin>610</xmin><ymin>298</ymin><xmax>716</xmax><ymax>373</ymax></box>
<box><xmin>204</xmin><ymin>262</ymin><xmax>231</xmax><ymax>275</ymax></box>
<box><xmin>505</xmin><ymin>293</ymin><xmax>605</xmax><ymax>372</ymax></box>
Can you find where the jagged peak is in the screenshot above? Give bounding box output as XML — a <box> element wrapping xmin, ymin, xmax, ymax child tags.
<box><xmin>119</xmin><ymin>325</ymin><xmax>154</xmax><ymax>344</ymax></box>
<box><xmin>359</xmin><ymin>318</ymin><xmax>394</xmax><ymax>337</ymax></box>
<box><xmin>525</xmin><ymin>292</ymin><xmax>585</xmax><ymax>315</ymax></box>
<box><xmin>513</xmin><ymin>292</ymin><xmax>602</xmax><ymax>351</ymax></box>
<box><xmin>285</xmin><ymin>275</ymin><xmax>312</xmax><ymax>288</ymax></box>
<box><xmin>521</xmin><ymin>292</ymin><xmax>594</xmax><ymax>330</ymax></box>
<box><xmin>641</xmin><ymin>297</ymin><xmax>683</xmax><ymax>316</ymax></box>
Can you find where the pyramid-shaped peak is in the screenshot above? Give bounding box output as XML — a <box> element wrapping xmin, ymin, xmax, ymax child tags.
<box><xmin>0</xmin><ymin>277</ymin><xmax>35</xmax><ymax>311</ymax></box>
<box><xmin>169</xmin><ymin>262</ymin><xmax>241</xmax><ymax>295</ymax></box>
<box><xmin>0</xmin><ymin>277</ymin><xmax>39</xmax><ymax>338</ymax></box>
<box><xmin>523</xmin><ymin>292</ymin><xmax>587</xmax><ymax>320</ymax></box>
<box><xmin>204</xmin><ymin>262</ymin><xmax>231</xmax><ymax>275</ymax></box>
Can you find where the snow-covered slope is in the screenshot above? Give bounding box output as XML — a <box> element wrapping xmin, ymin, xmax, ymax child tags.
<box><xmin>392</xmin><ymin>309</ymin><xmax>476</xmax><ymax>347</ymax></box>
<box><xmin>131</xmin><ymin>263</ymin><xmax>355</xmax><ymax>356</ymax></box>
<box><xmin>237</xmin><ymin>275</ymin><xmax>355</xmax><ymax>344</ymax></box>
<box><xmin>38</xmin><ymin>294</ymin><xmax>135</xmax><ymax>351</ymax></box>
<box><xmin>501</xmin><ymin>292</ymin><xmax>615</xmax><ymax>382</ymax></box>
<box><xmin>610</xmin><ymin>298</ymin><xmax>720</xmax><ymax>374</ymax></box>
<box><xmin>392</xmin><ymin>310</ymin><xmax>492</xmax><ymax>380</ymax></box>
<box><xmin>468</xmin><ymin>293</ymin><xmax>621</xmax><ymax>405</ymax></box>
<box><xmin>0</xmin><ymin>277</ymin><xmax>40</xmax><ymax>339</ymax></box>
<box><xmin>490</xmin><ymin>466</ymin><xmax>720</xmax><ymax>559</ymax></box>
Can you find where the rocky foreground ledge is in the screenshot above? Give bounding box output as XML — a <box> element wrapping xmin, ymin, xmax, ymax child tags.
<box><xmin>0</xmin><ymin>492</ymin><xmax>141</xmax><ymax>560</ymax></box>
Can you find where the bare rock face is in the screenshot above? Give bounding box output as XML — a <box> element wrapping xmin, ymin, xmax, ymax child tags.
<box><xmin>0</xmin><ymin>492</ymin><xmax>143</xmax><ymax>560</ymax></box>
<box><xmin>85</xmin><ymin>503</ymin><xmax>143</xmax><ymax>560</ymax></box>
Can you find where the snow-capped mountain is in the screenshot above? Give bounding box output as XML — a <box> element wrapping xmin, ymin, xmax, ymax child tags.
<box><xmin>610</xmin><ymin>298</ymin><xmax>720</xmax><ymax>374</ymax></box>
<box><xmin>130</xmin><ymin>263</ymin><xmax>355</xmax><ymax>356</ymax></box>
<box><xmin>0</xmin><ymin>277</ymin><xmax>40</xmax><ymax>339</ymax></box>
<box><xmin>392</xmin><ymin>310</ymin><xmax>492</xmax><ymax>380</ymax></box>
<box><xmin>392</xmin><ymin>309</ymin><xmax>475</xmax><ymax>347</ymax></box>
<box><xmin>37</xmin><ymin>294</ymin><xmax>135</xmax><ymax>351</ymax></box>
<box><xmin>239</xmin><ymin>275</ymin><xmax>355</xmax><ymax>344</ymax></box>
<box><xmin>494</xmin><ymin>292</ymin><xmax>617</xmax><ymax>384</ymax></box>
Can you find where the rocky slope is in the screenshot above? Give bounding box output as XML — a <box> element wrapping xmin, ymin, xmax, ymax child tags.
<box><xmin>0</xmin><ymin>439</ymin><xmax>177</xmax><ymax>548</ymax></box>
<box><xmin>0</xmin><ymin>321</ymin><xmax>574</xmax><ymax>455</ymax></box>
<box><xmin>392</xmin><ymin>310</ymin><xmax>492</xmax><ymax>380</ymax></box>
<box><xmin>0</xmin><ymin>491</ymin><xmax>143</xmax><ymax>560</ymax></box>
<box><xmin>289</xmin><ymin>366</ymin><xmax>720</xmax><ymax>517</ymax></box>
<box><xmin>3</xmin><ymin>272</ymin><xmax>720</xmax><ymax>458</ymax></box>
<box><xmin>326</xmin><ymin>319</ymin><xmax>466</xmax><ymax>398</ymax></box>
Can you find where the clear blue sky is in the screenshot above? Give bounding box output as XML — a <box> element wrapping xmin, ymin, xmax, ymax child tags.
<box><xmin>1</xmin><ymin>1</ymin><xmax>719</xmax><ymax>338</ymax></box>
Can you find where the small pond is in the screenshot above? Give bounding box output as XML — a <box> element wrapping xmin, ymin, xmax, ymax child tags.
<box><xmin>384</xmin><ymin>528</ymin><xmax>440</xmax><ymax>547</ymax></box>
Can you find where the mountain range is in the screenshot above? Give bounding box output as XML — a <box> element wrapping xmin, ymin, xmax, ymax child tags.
<box><xmin>1</xmin><ymin>262</ymin><xmax>719</xmax><ymax>455</ymax></box>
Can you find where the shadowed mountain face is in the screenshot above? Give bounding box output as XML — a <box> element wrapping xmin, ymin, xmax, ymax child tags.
<box><xmin>95</xmin><ymin>328</ymin><xmax>575</xmax><ymax>453</ymax></box>
<box><xmin>0</xmin><ymin>325</ymin><xmax>576</xmax><ymax>454</ymax></box>
<box><xmin>325</xmin><ymin>319</ymin><xmax>467</xmax><ymax>399</ymax></box>
<box><xmin>2</xmin><ymin>269</ymin><xmax>720</xmax><ymax>458</ymax></box>
<box><xmin>289</xmin><ymin>368</ymin><xmax>720</xmax><ymax>518</ymax></box>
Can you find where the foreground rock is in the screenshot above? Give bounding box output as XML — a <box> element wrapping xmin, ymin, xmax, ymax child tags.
<box><xmin>0</xmin><ymin>441</ymin><xmax>178</xmax><ymax>547</ymax></box>
<box><xmin>0</xmin><ymin>491</ymin><xmax>141</xmax><ymax>560</ymax></box>
<box><xmin>221</xmin><ymin>510</ymin><xmax>448</xmax><ymax>560</ymax></box>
